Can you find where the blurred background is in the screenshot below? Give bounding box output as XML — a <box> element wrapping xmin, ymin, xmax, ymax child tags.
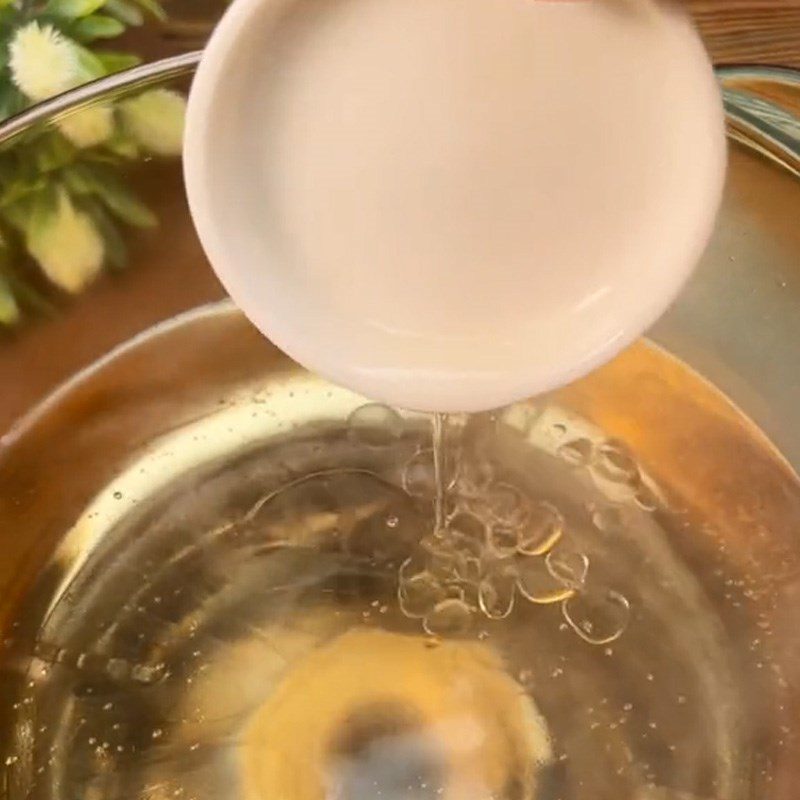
<box><xmin>133</xmin><ymin>1</ymin><xmax>800</xmax><ymax>66</ymax></box>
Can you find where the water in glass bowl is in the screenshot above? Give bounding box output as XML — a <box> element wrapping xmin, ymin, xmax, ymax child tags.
<box><xmin>4</xmin><ymin>358</ymin><xmax>789</xmax><ymax>800</ymax></box>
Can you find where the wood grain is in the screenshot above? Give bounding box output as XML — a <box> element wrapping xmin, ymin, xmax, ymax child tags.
<box><xmin>689</xmin><ymin>0</ymin><xmax>800</xmax><ymax>68</ymax></box>
<box><xmin>147</xmin><ymin>1</ymin><xmax>800</xmax><ymax>69</ymax></box>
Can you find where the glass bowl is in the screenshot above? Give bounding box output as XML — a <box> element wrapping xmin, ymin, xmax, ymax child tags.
<box><xmin>0</xmin><ymin>56</ymin><xmax>799</xmax><ymax>800</ymax></box>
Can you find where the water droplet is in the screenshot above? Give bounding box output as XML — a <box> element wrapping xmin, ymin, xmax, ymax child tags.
<box><xmin>562</xmin><ymin>587</ymin><xmax>631</xmax><ymax>645</ymax></box>
<box><xmin>518</xmin><ymin>501</ymin><xmax>563</xmax><ymax>556</ymax></box>
<box><xmin>593</xmin><ymin>442</ymin><xmax>640</xmax><ymax>485</ymax></box>
<box><xmin>453</xmin><ymin>553</ymin><xmax>482</xmax><ymax>584</ymax></box>
<box><xmin>487</xmin><ymin>525</ymin><xmax>518</xmax><ymax>558</ymax></box>
<box><xmin>151</xmin><ymin>728</ymin><xmax>163</xmax><ymax>740</ymax></box>
<box><xmin>483</xmin><ymin>483</ymin><xmax>530</xmax><ymax>528</ymax></box>
<box><xmin>398</xmin><ymin>564</ymin><xmax>445</xmax><ymax>619</ymax></box>
<box><xmin>545</xmin><ymin>547</ymin><xmax>589</xmax><ymax>589</ymax></box>
<box><xmin>419</xmin><ymin>535</ymin><xmax>460</xmax><ymax>580</ymax></box>
<box><xmin>443</xmin><ymin>583</ymin><xmax>466</xmax><ymax>603</ymax></box>
<box><xmin>447</xmin><ymin>512</ymin><xmax>487</xmax><ymax>557</ymax></box>
<box><xmin>402</xmin><ymin>449</ymin><xmax>435</xmax><ymax>498</ymax></box>
<box><xmin>457</xmin><ymin>458</ymin><xmax>495</xmax><ymax>495</ymax></box>
<box><xmin>347</xmin><ymin>404</ymin><xmax>404</xmax><ymax>446</ymax></box>
<box><xmin>478</xmin><ymin>571</ymin><xmax>516</xmax><ymax>619</ymax></box>
<box><xmin>113</xmin><ymin>491</ymin><xmax>123</xmax><ymax>500</ymax></box>
<box><xmin>516</xmin><ymin>558</ymin><xmax>575</xmax><ymax>605</ymax></box>
<box><xmin>590</xmin><ymin>505</ymin><xmax>625</xmax><ymax>533</ymax></box>
<box><xmin>423</xmin><ymin>598</ymin><xmax>473</xmax><ymax>637</ymax></box>
<box><xmin>634</xmin><ymin>483</ymin><xmax>659</xmax><ymax>512</ymax></box>
<box><xmin>385</xmin><ymin>514</ymin><xmax>399</xmax><ymax>529</ymax></box>
<box><xmin>131</xmin><ymin>662</ymin><xmax>166</xmax><ymax>684</ymax></box>
<box><xmin>557</xmin><ymin>438</ymin><xmax>593</xmax><ymax>467</ymax></box>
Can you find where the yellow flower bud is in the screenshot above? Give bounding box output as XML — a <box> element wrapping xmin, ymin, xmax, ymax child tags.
<box><xmin>57</xmin><ymin>104</ymin><xmax>115</xmax><ymax>148</ymax></box>
<box><xmin>119</xmin><ymin>89</ymin><xmax>186</xmax><ymax>156</ymax></box>
<box><xmin>9</xmin><ymin>23</ymin><xmax>81</xmax><ymax>102</ymax></box>
<box><xmin>28</xmin><ymin>191</ymin><xmax>104</xmax><ymax>294</ymax></box>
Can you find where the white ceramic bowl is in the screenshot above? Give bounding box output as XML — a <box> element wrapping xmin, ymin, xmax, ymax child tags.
<box><xmin>185</xmin><ymin>0</ymin><xmax>726</xmax><ymax>411</ymax></box>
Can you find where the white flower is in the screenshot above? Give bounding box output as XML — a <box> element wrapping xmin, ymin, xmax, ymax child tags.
<box><xmin>119</xmin><ymin>89</ymin><xmax>186</xmax><ymax>156</ymax></box>
<box><xmin>28</xmin><ymin>191</ymin><xmax>104</xmax><ymax>294</ymax></box>
<box><xmin>9</xmin><ymin>23</ymin><xmax>81</xmax><ymax>102</ymax></box>
<box><xmin>57</xmin><ymin>104</ymin><xmax>115</xmax><ymax>148</ymax></box>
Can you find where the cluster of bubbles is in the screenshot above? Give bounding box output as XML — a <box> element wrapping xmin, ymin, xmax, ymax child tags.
<box><xmin>557</xmin><ymin>434</ymin><xmax>659</xmax><ymax>513</ymax></box>
<box><xmin>396</xmin><ymin>435</ymin><xmax>632</xmax><ymax>645</ymax></box>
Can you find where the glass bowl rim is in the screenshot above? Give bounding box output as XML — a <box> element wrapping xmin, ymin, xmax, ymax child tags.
<box><xmin>0</xmin><ymin>51</ymin><xmax>202</xmax><ymax>145</ymax></box>
<box><xmin>0</xmin><ymin>52</ymin><xmax>796</xmax><ymax>170</ymax></box>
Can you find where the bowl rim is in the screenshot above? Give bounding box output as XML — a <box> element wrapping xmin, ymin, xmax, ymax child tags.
<box><xmin>0</xmin><ymin>50</ymin><xmax>795</xmax><ymax>172</ymax></box>
<box><xmin>0</xmin><ymin>51</ymin><xmax>202</xmax><ymax>144</ymax></box>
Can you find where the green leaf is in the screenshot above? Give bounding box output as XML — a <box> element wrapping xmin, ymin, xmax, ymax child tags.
<box><xmin>0</xmin><ymin>175</ymin><xmax>47</xmax><ymax>209</ymax></box>
<box><xmin>1</xmin><ymin>267</ymin><xmax>58</xmax><ymax>317</ymax></box>
<box><xmin>94</xmin><ymin>178</ymin><xmax>156</xmax><ymax>227</ymax></box>
<box><xmin>130</xmin><ymin>0</ymin><xmax>165</xmax><ymax>22</ymax></box>
<box><xmin>61</xmin><ymin>164</ymin><xmax>91</xmax><ymax>195</ymax></box>
<box><xmin>0</xmin><ymin>272</ymin><xmax>19</xmax><ymax>325</ymax></box>
<box><xmin>46</xmin><ymin>0</ymin><xmax>106</xmax><ymax>19</ymax></box>
<box><xmin>82</xmin><ymin>199</ymin><xmax>126</xmax><ymax>269</ymax></box>
<box><xmin>103</xmin><ymin>131</ymin><xmax>139</xmax><ymax>158</ymax></box>
<box><xmin>82</xmin><ymin>149</ymin><xmax>122</xmax><ymax>165</ymax></box>
<box><xmin>95</xmin><ymin>50</ymin><xmax>142</xmax><ymax>73</ymax></box>
<box><xmin>33</xmin><ymin>133</ymin><xmax>77</xmax><ymax>172</ymax></box>
<box><xmin>73</xmin><ymin>42</ymin><xmax>107</xmax><ymax>79</ymax></box>
<box><xmin>0</xmin><ymin>84</ymin><xmax>25</xmax><ymax>122</ymax></box>
<box><xmin>0</xmin><ymin>8</ymin><xmax>17</xmax><ymax>33</ymax></box>
<box><xmin>1</xmin><ymin>197</ymin><xmax>35</xmax><ymax>232</ymax></box>
<box><xmin>63</xmin><ymin>164</ymin><xmax>156</xmax><ymax>227</ymax></box>
<box><xmin>103</xmin><ymin>0</ymin><xmax>143</xmax><ymax>25</ymax></box>
<box><xmin>25</xmin><ymin>184</ymin><xmax>59</xmax><ymax>242</ymax></box>
<box><xmin>72</xmin><ymin>14</ymin><xmax>126</xmax><ymax>41</ymax></box>
<box><xmin>0</xmin><ymin>158</ymin><xmax>17</xmax><ymax>188</ymax></box>
<box><xmin>0</xmin><ymin>33</ymin><xmax>12</xmax><ymax>72</ymax></box>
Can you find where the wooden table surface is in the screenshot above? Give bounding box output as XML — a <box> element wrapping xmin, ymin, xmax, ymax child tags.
<box><xmin>155</xmin><ymin>1</ymin><xmax>800</xmax><ymax>69</ymax></box>
<box><xmin>689</xmin><ymin>0</ymin><xmax>800</xmax><ymax>68</ymax></box>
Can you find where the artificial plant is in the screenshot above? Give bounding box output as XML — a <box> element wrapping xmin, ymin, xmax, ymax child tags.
<box><xmin>0</xmin><ymin>0</ymin><xmax>187</xmax><ymax>324</ymax></box>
